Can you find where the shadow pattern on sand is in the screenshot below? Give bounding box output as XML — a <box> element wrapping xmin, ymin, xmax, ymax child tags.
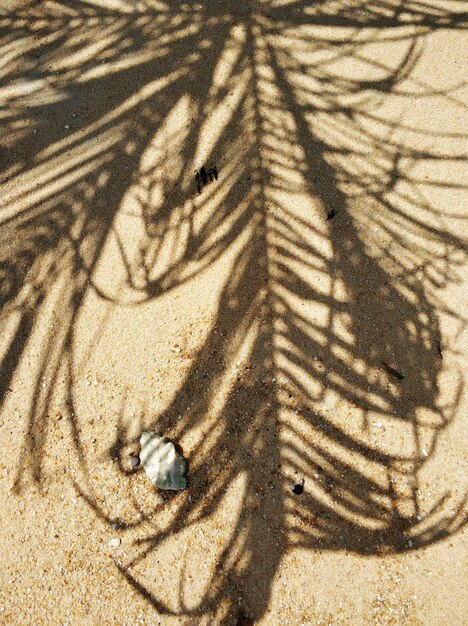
<box><xmin>1</xmin><ymin>1</ymin><xmax>467</xmax><ymax>623</ymax></box>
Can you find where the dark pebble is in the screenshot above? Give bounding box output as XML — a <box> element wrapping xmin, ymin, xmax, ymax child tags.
<box><xmin>292</xmin><ymin>478</ymin><xmax>304</xmax><ymax>495</ymax></box>
<box><xmin>112</xmin><ymin>520</ymin><xmax>124</xmax><ymax>530</ymax></box>
<box><xmin>236</xmin><ymin>612</ymin><xmax>253</xmax><ymax>626</ymax></box>
<box><xmin>130</xmin><ymin>455</ymin><xmax>140</xmax><ymax>468</ymax></box>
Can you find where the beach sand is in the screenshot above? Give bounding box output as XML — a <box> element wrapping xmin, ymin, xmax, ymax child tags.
<box><xmin>0</xmin><ymin>2</ymin><xmax>467</xmax><ymax>624</ymax></box>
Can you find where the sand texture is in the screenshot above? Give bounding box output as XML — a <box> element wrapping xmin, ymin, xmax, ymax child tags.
<box><xmin>0</xmin><ymin>1</ymin><xmax>467</xmax><ymax>624</ymax></box>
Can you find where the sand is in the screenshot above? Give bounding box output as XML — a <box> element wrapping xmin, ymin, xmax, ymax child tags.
<box><xmin>0</xmin><ymin>1</ymin><xmax>467</xmax><ymax>624</ymax></box>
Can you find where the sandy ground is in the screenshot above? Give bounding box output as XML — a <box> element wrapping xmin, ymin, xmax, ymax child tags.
<box><xmin>0</xmin><ymin>2</ymin><xmax>467</xmax><ymax>625</ymax></box>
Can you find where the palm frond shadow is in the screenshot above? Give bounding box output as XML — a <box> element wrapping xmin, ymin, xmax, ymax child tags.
<box><xmin>1</xmin><ymin>1</ymin><xmax>467</xmax><ymax>623</ymax></box>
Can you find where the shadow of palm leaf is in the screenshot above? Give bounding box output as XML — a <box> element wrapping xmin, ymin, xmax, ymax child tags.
<box><xmin>0</xmin><ymin>1</ymin><xmax>466</xmax><ymax>624</ymax></box>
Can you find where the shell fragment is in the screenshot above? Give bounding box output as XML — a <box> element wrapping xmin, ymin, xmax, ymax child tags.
<box><xmin>139</xmin><ymin>431</ymin><xmax>187</xmax><ymax>491</ymax></box>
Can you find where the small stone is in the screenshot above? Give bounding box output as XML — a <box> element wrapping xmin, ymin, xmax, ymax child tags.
<box><xmin>109</xmin><ymin>538</ymin><xmax>121</xmax><ymax>549</ymax></box>
<box><xmin>236</xmin><ymin>612</ymin><xmax>253</xmax><ymax>626</ymax></box>
<box><xmin>292</xmin><ymin>478</ymin><xmax>304</xmax><ymax>495</ymax></box>
<box><xmin>130</xmin><ymin>455</ymin><xmax>140</xmax><ymax>468</ymax></box>
<box><xmin>139</xmin><ymin>431</ymin><xmax>187</xmax><ymax>490</ymax></box>
<box><xmin>408</xmin><ymin>539</ymin><xmax>413</xmax><ymax>548</ymax></box>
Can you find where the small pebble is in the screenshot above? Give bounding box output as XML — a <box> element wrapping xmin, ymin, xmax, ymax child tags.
<box><xmin>236</xmin><ymin>612</ymin><xmax>253</xmax><ymax>626</ymax></box>
<box><xmin>109</xmin><ymin>538</ymin><xmax>121</xmax><ymax>549</ymax></box>
<box><xmin>292</xmin><ymin>478</ymin><xmax>304</xmax><ymax>495</ymax></box>
<box><xmin>408</xmin><ymin>540</ymin><xmax>413</xmax><ymax>548</ymax></box>
<box><xmin>130</xmin><ymin>455</ymin><xmax>140</xmax><ymax>468</ymax></box>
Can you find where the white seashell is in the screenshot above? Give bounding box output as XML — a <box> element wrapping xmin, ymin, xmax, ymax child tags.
<box><xmin>139</xmin><ymin>431</ymin><xmax>187</xmax><ymax>491</ymax></box>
